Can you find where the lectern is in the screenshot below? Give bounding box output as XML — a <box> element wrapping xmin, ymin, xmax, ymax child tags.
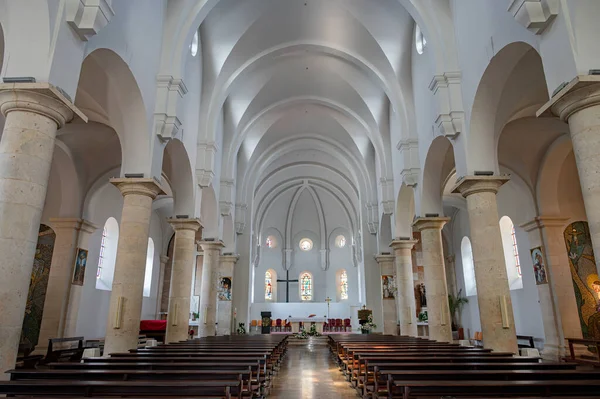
<box><xmin>261</xmin><ymin>311</ymin><xmax>272</xmax><ymax>334</ymax></box>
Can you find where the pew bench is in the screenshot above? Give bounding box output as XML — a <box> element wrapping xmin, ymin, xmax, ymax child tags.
<box><xmin>41</xmin><ymin>337</ymin><xmax>85</xmax><ymax>365</ymax></box>
<box><xmin>0</xmin><ymin>379</ymin><xmax>240</xmax><ymax>399</ymax></box>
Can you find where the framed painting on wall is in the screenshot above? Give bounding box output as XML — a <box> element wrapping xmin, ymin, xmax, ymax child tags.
<box><xmin>218</xmin><ymin>276</ymin><xmax>232</xmax><ymax>301</ymax></box>
<box><xmin>530</xmin><ymin>246</ymin><xmax>548</xmax><ymax>285</ymax></box>
<box><xmin>382</xmin><ymin>275</ymin><xmax>395</xmax><ymax>299</ymax></box>
<box><xmin>72</xmin><ymin>248</ymin><xmax>88</xmax><ymax>286</ymax></box>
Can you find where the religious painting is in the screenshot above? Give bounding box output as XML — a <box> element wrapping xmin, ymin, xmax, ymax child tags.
<box><xmin>218</xmin><ymin>277</ymin><xmax>232</xmax><ymax>301</ymax></box>
<box><xmin>265</xmin><ymin>271</ymin><xmax>273</xmax><ymax>300</ymax></box>
<box><xmin>382</xmin><ymin>275</ymin><xmax>395</xmax><ymax>299</ymax></box>
<box><xmin>20</xmin><ymin>225</ymin><xmax>56</xmax><ymax>347</ymax></box>
<box><xmin>72</xmin><ymin>248</ymin><xmax>88</xmax><ymax>286</ymax></box>
<box><xmin>530</xmin><ymin>247</ymin><xmax>548</xmax><ymax>285</ymax></box>
<box><xmin>564</xmin><ymin>221</ymin><xmax>600</xmax><ymax>339</ymax></box>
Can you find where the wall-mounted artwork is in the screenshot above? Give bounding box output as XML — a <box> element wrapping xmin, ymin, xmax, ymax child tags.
<box><xmin>20</xmin><ymin>225</ymin><xmax>56</xmax><ymax>347</ymax></box>
<box><xmin>72</xmin><ymin>248</ymin><xmax>88</xmax><ymax>286</ymax></box>
<box><xmin>530</xmin><ymin>247</ymin><xmax>548</xmax><ymax>285</ymax></box>
<box><xmin>564</xmin><ymin>221</ymin><xmax>599</xmax><ymax>339</ymax></box>
<box><xmin>218</xmin><ymin>277</ymin><xmax>232</xmax><ymax>301</ymax></box>
<box><xmin>382</xmin><ymin>275</ymin><xmax>395</xmax><ymax>299</ymax></box>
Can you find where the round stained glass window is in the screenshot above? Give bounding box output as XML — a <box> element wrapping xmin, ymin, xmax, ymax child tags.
<box><xmin>335</xmin><ymin>235</ymin><xmax>346</xmax><ymax>248</ymax></box>
<box><xmin>265</xmin><ymin>235</ymin><xmax>276</xmax><ymax>249</ymax></box>
<box><xmin>299</xmin><ymin>238</ymin><xmax>313</xmax><ymax>251</ymax></box>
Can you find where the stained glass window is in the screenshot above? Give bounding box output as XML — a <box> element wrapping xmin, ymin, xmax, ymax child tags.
<box><xmin>336</xmin><ymin>235</ymin><xmax>346</xmax><ymax>248</ymax></box>
<box><xmin>266</xmin><ymin>236</ymin><xmax>275</xmax><ymax>248</ymax></box>
<box><xmin>265</xmin><ymin>271</ymin><xmax>272</xmax><ymax>300</ymax></box>
<box><xmin>299</xmin><ymin>238</ymin><xmax>312</xmax><ymax>251</ymax></box>
<box><xmin>97</xmin><ymin>227</ymin><xmax>107</xmax><ymax>278</ymax></box>
<box><xmin>300</xmin><ymin>272</ymin><xmax>312</xmax><ymax>301</ymax></box>
<box><xmin>340</xmin><ymin>270</ymin><xmax>348</xmax><ymax>300</ymax></box>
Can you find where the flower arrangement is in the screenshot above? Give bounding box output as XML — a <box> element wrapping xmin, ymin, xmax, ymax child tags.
<box><xmin>359</xmin><ymin>314</ymin><xmax>377</xmax><ymax>334</ymax></box>
<box><xmin>236</xmin><ymin>322</ymin><xmax>246</xmax><ymax>335</ymax></box>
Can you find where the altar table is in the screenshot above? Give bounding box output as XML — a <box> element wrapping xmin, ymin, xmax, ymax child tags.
<box><xmin>288</xmin><ymin>317</ymin><xmax>326</xmax><ymax>333</ymax></box>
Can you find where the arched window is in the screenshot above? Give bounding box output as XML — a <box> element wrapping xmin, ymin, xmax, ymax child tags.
<box><xmin>300</xmin><ymin>272</ymin><xmax>312</xmax><ymax>301</ymax></box>
<box><xmin>335</xmin><ymin>235</ymin><xmax>346</xmax><ymax>248</ymax></box>
<box><xmin>499</xmin><ymin>216</ymin><xmax>523</xmax><ymax>290</ymax></box>
<box><xmin>190</xmin><ymin>30</ymin><xmax>198</xmax><ymax>56</ymax></box>
<box><xmin>461</xmin><ymin>237</ymin><xmax>476</xmax><ymax>296</ymax></box>
<box><xmin>96</xmin><ymin>217</ymin><xmax>119</xmax><ymax>291</ymax></box>
<box><xmin>265</xmin><ymin>235</ymin><xmax>276</xmax><ymax>249</ymax></box>
<box><xmin>415</xmin><ymin>24</ymin><xmax>427</xmax><ymax>55</ymax></box>
<box><xmin>340</xmin><ymin>270</ymin><xmax>348</xmax><ymax>300</ymax></box>
<box><xmin>265</xmin><ymin>271</ymin><xmax>273</xmax><ymax>300</ymax></box>
<box><xmin>143</xmin><ymin>238</ymin><xmax>154</xmax><ymax>297</ymax></box>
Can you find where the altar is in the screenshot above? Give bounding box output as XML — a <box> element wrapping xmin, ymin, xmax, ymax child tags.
<box><xmin>289</xmin><ymin>317</ymin><xmax>326</xmax><ymax>333</ymax></box>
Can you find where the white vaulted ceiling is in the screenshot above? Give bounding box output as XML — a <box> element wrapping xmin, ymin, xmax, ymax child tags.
<box><xmin>196</xmin><ymin>0</ymin><xmax>415</xmax><ymax>230</ymax></box>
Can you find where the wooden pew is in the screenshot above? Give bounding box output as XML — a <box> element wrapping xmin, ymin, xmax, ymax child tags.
<box><xmin>41</xmin><ymin>337</ymin><xmax>85</xmax><ymax>365</ymax></box>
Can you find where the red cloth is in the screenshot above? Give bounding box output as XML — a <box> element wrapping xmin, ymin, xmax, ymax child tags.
<box><xmin>140</xmin><ymin>320</ymin><xmax>167</xmax><ymax>331</ymax></box>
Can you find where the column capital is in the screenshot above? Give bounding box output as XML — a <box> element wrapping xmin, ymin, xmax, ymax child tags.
<box><xmin>375</xmin><ymin>253</ymin><xmax>395</xmax><ymax>263</ymax></box>
<box><xmin>198</xmin><ymin>240</ymin><xmax>225</xmax><ymax>251</ymax></box>
<box><xmin>80</xmin><ymin>219</ymin><xmax>98</xmax><ymax>234</ymax></box>
<box><xmin>220</xmin><ymin>254</ymin><xmax>240</xmax><ymax>263</ymax></box>
<box><xmin>537</xmin><ymin>75</ymin><xmax>600</xmax><ymax>121</ymax></box>
<box><xmin>160</xmin><ymin>255</ymin><xmax>170</xmax><ymax>264</ymax></box>
<box><xmin>110</xmin><ymin>177</ymin><xmax>165</xmax><ymax>199</ymax></box>
<box><xmin>0</xmin><ymin>82</ymin><xmax>87</xmax><ymax>128</ymax></box>
<box><xmin>412</xmin><ymin>216</ymin><xmax>450</xmax><ymax>231</ymax></box>
<box><xmin>451</xmin><ymin>175</ymin><xmax>510</xmax><ymax>197</ymax></box>
<box><xmin>520</xmin><ymin>216</ymin><xmax>569</xmax><ymax>232</ymax></box>
<box><xmin>390</xmin><ymin>239</ymin><xmax>418</xmax><ymax>251</ymax></box>
<box><xmin>48</xmin><ymin>217</ymin><xmax>82</xmax><ymax>230</ymax></box>
<box><xmin>167</xmin><ymin>217</ymin><xmax>202</xmax><ymax>232</ymax></box>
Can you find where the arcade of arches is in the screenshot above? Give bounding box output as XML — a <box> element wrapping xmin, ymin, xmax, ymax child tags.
<box><xmin>1</xmin><ymin>0</ymin><xmax>600</xmax><ymax>378</ymax></box>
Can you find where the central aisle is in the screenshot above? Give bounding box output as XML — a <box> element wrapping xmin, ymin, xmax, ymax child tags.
<box><xmin>270</xmin><ymin>339</ymin><xmax>359</xmax><ymax>398</ymax></box>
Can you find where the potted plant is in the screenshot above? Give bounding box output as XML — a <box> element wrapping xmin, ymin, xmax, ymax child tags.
<box><xmin>236</xmin><ymin>322</ymin><xmax>246</xmax><ymax>335</ymax></box>
<box><xmin>448</xmin><ymin>289</ymin><xmax>469</xmax><ymax>335</ymax></box>
<box><xmin>192</xmin><ymin>312</ymin><xmax>199</xmax><ymax>321</ymax></box>
<box><xmin>358</xmin><ymin>314</ymin><xmax>377</xmax><ymax>334</ymax></box>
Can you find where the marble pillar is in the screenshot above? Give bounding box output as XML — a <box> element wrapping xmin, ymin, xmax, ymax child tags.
<box><xmin>62</xmin><ymin>220</ymin><xmax>97</xmax><ymax>338</ymax></box>
<box><xmin>103</xmin><ymin>178</ymin><xmax>164</xmax><ymax>355</ymax></box>
<box><xmin>217</xmin><ymin>254</ymin><xmax>239</xmax><ymax>336</ymax></box>
<box><xmin>156</xmin><ymin>255</ymin><xmax>170</xmax><ymax>318</ymax></box>
<box><xmin>521</xmin><ymin>216</ymin><xmax>581</xmax><ymax>358</ymax></box>
<box><xmin>412</xmin><ymin>217</ymin><xmax>452</xmax><ymax>342</ymax></box>
<box><xmin>0</xmin><ymin>83</ymin><xmax>82</xmax><ymax>376</ymax></box>
<box><xmin>198</xmin><ymin>241</ymin><xmax>224</xmax><ymax>337</ymax></box>
<box><xmin>453</xmin><ymin>176</ymin><xmax>518</xmax><ymax>353</ymax></box>
<box><xmin>390</xmin><ymin>239</ymin><xmax>418</xmax><ymax>336</ymax></box>
<box><xmin>165</xmin><ymin>218</ymin><xmax>201</xmax><ymax>343</ymax></box>
<box><xmin>37</xmin><ymin>218</ymin><xmax>97</xmax><ymax>350</ymax></box>
<box><xmin>542</xmin><ymin>77</ymin><xmax>600</xmax><ymax>273</ymax></box>
<box><xmin>376</xmin><ymin>254</ymin><xmax>398</xmax><ymax>335</ymax></box>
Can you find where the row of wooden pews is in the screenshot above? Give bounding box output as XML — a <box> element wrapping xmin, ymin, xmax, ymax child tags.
<box><xmin>0</xmin><ymin>335</ymin><xmax>288</xmax><ymax>398</ymax></box>
<box><xmin>329</xmin><ymin>334</ymin><xmax>600</xmax><ymax>399</ymax></box>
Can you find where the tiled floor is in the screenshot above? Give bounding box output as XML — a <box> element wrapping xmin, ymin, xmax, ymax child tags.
<box><xmin>270</xmin><ymin>341</ymin><xmax>360</xmax><ymax>398</ymax></box>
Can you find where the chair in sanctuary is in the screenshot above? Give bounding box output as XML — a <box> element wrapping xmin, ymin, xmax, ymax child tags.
<box><xmin>328</xmin><ymin>318</ymin><xmax>335</xmax><ymax>331</ymax></box>
<box><xmin>335</xmin><ymin>319</ymin><xmax>343</xmax><ymax>332</ymax></box>
<box><xmin>284</xmin><ymin>319</ymin><xmax>292</xmax><ymax>332</ymax></box>
<box><xmin>275</xmin><ymin>319</ymin><xmax>282</xmax><ymax>332</ymax></box>
<box><xmin>343</xmin><ymin>318</ymin><xmax>351</xmax><ymax>332</ymax></box>
<box><xmin>250</xmin><ymin>320</ymin><xmax>258</xmax><ymax>333</ymax></box>
<box><xmin>323</xmin><ymin>320</ymin><xmax>329</xmax><ymax>332</ymax></box>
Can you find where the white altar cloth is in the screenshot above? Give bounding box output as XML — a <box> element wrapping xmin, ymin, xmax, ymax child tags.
<box><xmin>288</xmin><ymin>317</ymin><xmax>326</xmax><ymax>333</ymax></box>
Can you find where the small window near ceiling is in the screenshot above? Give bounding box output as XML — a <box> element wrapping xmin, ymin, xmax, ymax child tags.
<box><xmin>415</xmin><ymin>24</ymin><xmax>427</xmax><ymax>55</ymax></box>
<box><xmin>190</xmin><ymin>30</ymin><xmax>199</xmax><ymax>57</ymax></box>
<box><xmin>143</xmin><ymin>238</ymin><xmax>154</xmax><ymax>297</ymax></box>
<box><xmin>300</xmin><ymin>272</ymin><xmax>313</xmax><ymax>301</ymax></box>
<box><xmin>299</xmin><ymin>238</ymin><xmax>313</xmax><ymax>251</ymax></box>
<box><xmin>340</xmin><ymin>270</ymin><xmax>348</xmax><ymax>300</ymax></box>
<box><xmin>335</xmin><ymin>235</ymin><xmax>346</xmax><ymax>248</ymax></box>
<box><xmin>265</xmin><ymin>235</ymin><xmax>277</xmax><ymax>249</ymax></box>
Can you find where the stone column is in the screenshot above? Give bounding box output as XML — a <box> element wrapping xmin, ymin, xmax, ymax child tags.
<box><xmin>0</xmin><ymin>83</ymin><xmax>82</xmax><ymax>376</ymax></box>
<box><xmin>155</xmin><ymin>255</ymin><xmax>170</xmax><ymax>318</ymax></box>
<box><xmin>218</xmin><ymin>254</ymin><xmax>239</xmax><ymax>335</ymax></box>
<box><xmin>452</xmin><ymin>176</ymin><xmax>518</xmax><ymax>353</ymax></box>
<box><xmin>37</xmin><ymin>218</ymin><xmax>97</xmax><ymax>350</ymax></box>
<box><xmin>376</xmin><ymin>254</ymin><xmax>398</xmax><ymax>335</ymax></box>
<box><xmin>198</xmin><ymin>241</ymin><xmax>224</xmax><ymax>337</ymax></box>
<box><xmin>63</xmin><ymin>220</ymin><xmax>96</xmax><ymax>337</ymax></box>
<box><xmin>103</xmin><ymin>178</ymin><xmax>164</xmax><ymax>355</ymax></box>
<box><xmin>542</xmin><ymin>77</ymin><xmax>600</xmax><ymax>273</ymax></box>
<box><xmin>521</xmin><ymin>216</ymin><xmax>581</xmax><ymax>358</ymax></box>
<box><xmin>412</xmin><ymin>217</ymin><xmax>452</xmax><ymax>343</ymax></box>
<box><xmin>390</xmin><ymin>239</ymin><xmax>418</xmax><ymax>336</ymax></box>
<box><xmin>165</xmin><ymin>218</ymin><xmax>201</xmax><ymax>343</ymax></box>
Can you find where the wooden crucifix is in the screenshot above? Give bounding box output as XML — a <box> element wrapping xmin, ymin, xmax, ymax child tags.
<box><xmin>276</xmin><ymin>270</ymin><xmax>298</xmax><ymax>303</ymax></box>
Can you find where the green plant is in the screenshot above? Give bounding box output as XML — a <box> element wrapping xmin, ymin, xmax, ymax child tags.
<box><xmin>448</xmin><ymin>289</ymin><xmax>469</xmax><ymax>330</ymax></box>
<box><xmin>236</xmin><ymin>322</ymin><xmax>246</xmax><ymax>335</ymax></box>
<box><xmin>307</xmin><ymin>323</ymin><xmax>321</xmax><ymax>336</ymax></box>
<box><xmin>295</xmin><ymin>327</ymin><xmax>308</xmax><ymax>339</ymax></box>
<box><xmin>192</xmin><ymin>312</ymin><xmax>199</xmax><ymax>320</ymax></box>
<box><xmin>418</xmin><ymin>311</ymin><xmax>428</xmax><ymax>322</ymax></box>
<box><xmin>358</xmin><ymin>314</ymin><xmax>377</xmax><ymax>333</ymax></box>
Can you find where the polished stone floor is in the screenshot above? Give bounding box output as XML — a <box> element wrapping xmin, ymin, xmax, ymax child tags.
<box><xmin>270</xmin><ymin>342</ymin><xmax>360</xmax><ymax>398</ymax></box>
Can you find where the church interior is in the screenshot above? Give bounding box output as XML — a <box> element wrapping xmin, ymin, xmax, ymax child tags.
<box><xmin>2</xmin><ymin>0</ymin><xmax>600</xmax><ymax>397</ymax></box>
